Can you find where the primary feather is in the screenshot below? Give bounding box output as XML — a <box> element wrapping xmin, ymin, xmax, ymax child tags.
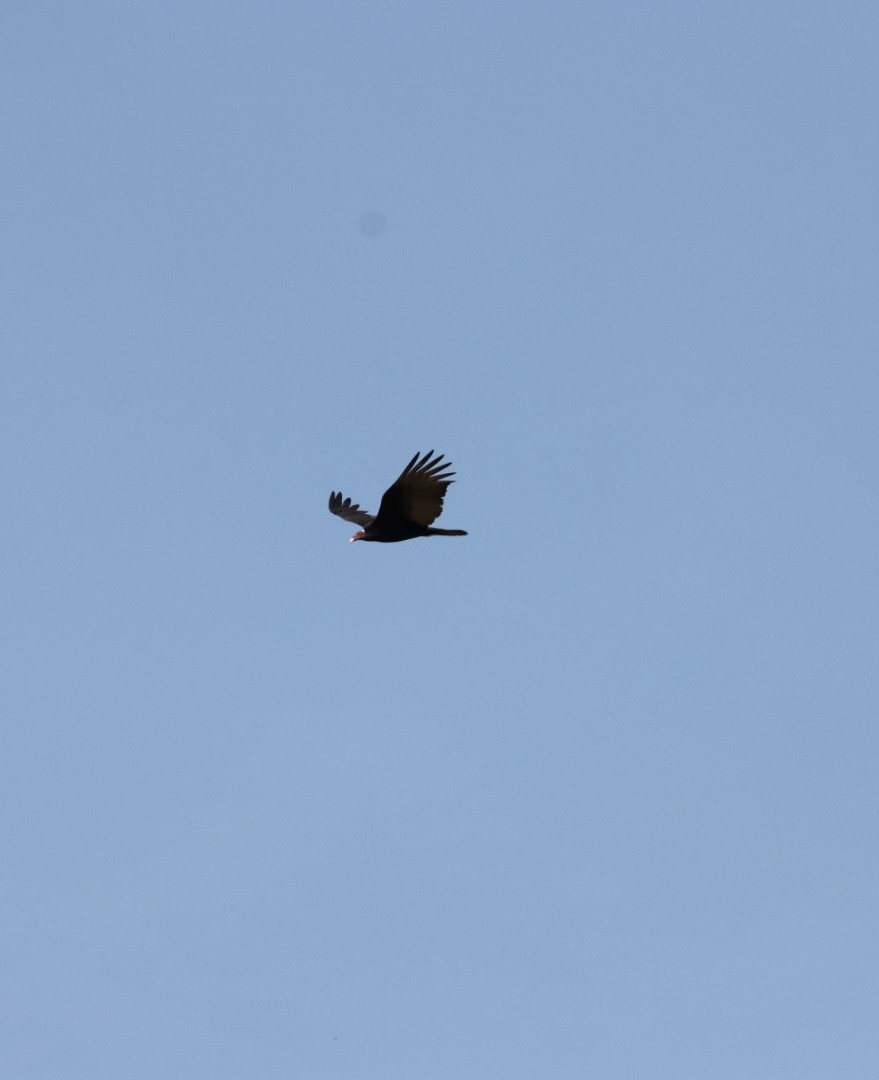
<box><xmin>327</xmin><ymin>493</ymin><xmax>374</xmax><ymax>527</ymax></box>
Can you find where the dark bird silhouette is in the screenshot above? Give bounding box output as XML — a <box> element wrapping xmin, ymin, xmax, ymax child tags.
<box><xmin>329</xmin><ymin>450</ymin><xmax>468</xmax><ymax>543</ymax></box>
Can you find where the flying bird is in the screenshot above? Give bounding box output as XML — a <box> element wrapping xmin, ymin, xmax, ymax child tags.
<box><xmin>329</xmin><ymin>450</ymin><xmax>468</xmax><ymax>543</ymax></box>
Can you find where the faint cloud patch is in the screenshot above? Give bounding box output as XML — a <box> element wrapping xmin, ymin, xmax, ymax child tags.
<box><xmin>358</xmin><ymin>211</ymin><xmax>387</xmax><ymax>238</ymax></box>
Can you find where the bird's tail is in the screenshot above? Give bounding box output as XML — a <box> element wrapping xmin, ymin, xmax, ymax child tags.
<box><xmin>426</xmin><ymin>528</ymin><xmax>468</xmax><ymax>536</ymax></box>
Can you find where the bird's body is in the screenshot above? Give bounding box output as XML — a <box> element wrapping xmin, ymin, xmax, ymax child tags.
<box><xmin>329</xmin><ymin>451</ymin><xmax>468</xmax><ymax>543</ymax></box>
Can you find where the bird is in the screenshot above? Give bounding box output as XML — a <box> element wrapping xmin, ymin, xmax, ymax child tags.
<box><xmin>329</xmin><ymin>450</ymin><xmax>468</xmax><ymax>543</ymax></box>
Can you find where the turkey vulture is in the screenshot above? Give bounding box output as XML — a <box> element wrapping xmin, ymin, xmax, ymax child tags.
<box><xmin>329</xmin><ymin>450</ymin><xmax>468</xmax><ymax>543</ymax></box>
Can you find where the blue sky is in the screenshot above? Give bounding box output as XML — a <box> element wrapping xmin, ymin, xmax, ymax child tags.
<box><xmin>3</xmin><ymin>3</ymin><xmax>878</xmax><ymax>1077</ymax></box>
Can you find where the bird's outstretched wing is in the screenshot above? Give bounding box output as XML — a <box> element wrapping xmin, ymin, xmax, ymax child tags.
<box><xmin>328</xmin><ymin>492</ymin><xmax>375</xmax><ymax>527</ymax></box>
<box><xmin>374</xmin><ymin>450</ymin><xmax>456</xmax><ymax>529</ymax></box>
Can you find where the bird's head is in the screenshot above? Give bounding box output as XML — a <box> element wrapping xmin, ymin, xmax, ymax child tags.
<box><xmin>350</xmin><ymin>530</ymin><xmax>366</xmax><ymax>543</ymax></box>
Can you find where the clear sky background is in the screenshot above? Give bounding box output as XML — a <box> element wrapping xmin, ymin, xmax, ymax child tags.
<box><xmin>2</xmin><ymin>4</ymin><xmax>878</xmax><ymax>1078</ymax></box>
